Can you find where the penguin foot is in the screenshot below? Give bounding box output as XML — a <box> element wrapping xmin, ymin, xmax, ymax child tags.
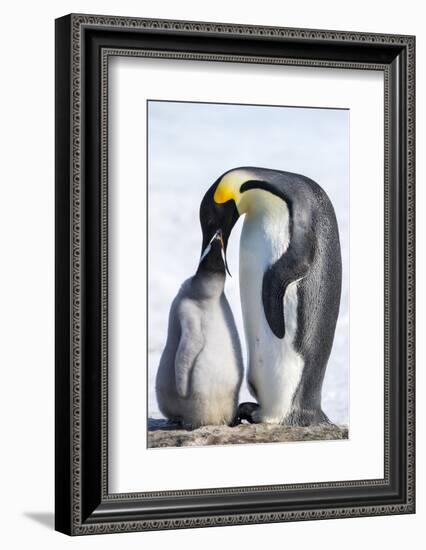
<box><xmin>285</xmin><ymin>408</ymin><xmax>330</xmax><ymax>427</ymax></box>
<box><xmin>235</xmin><ymin>402</ymin><xmax>260</xmax><ymax>424</ymax></box>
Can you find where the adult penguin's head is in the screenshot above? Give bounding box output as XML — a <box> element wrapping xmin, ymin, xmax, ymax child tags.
<box><xmin>199</xmin><ymin>175</ymin><xmax>240</xmax><ymax>274</ymax></box>
<box><xmin>200</xmin><ymin>167</ymin><xmax>264</xmax><ymax>241</ymax></box>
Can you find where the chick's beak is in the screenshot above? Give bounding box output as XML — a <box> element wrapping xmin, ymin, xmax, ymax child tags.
<box><xmin>199</xmin><ymin>229</ymin><xmax>232</xmax><ymax>277</ymax></box>
<box><xmin>216</xmin><ymin>230</ymin><xmax>232</xmax><ymax>277</ymax></box>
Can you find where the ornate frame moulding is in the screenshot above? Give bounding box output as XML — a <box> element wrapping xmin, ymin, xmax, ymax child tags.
<box><xmin>55</xmin><ymin>13</ymin><xmax>415</xmax><ymax>535</ymax></box>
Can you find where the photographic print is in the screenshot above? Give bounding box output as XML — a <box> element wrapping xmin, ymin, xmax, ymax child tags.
<box><xmin>147</xmin><ymin>100</ymin><xmax>349</xmax><ymax>449</ymax></box>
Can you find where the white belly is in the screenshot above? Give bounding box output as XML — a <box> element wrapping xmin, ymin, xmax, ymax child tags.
<box><xmin>239</xmin><ymin>194</ymin><xmax>304</xmax><ymax>423</ymax></box>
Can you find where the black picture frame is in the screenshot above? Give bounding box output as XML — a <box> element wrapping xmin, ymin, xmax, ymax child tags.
<box><xmin>55</xmin><ymin>13</ymin><xmax>415</xmax><ymax>535</ymax></box>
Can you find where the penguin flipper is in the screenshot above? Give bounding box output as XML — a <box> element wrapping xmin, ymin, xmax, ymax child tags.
<box><xmin>174</xmin><ymin>309</ymin><xmax>204</xmax><ymax>399</ymax></box>
<box><xmin>262</xmin><ymin>246</ymin><xmax>311</xmax><ymax>339</ymax></box>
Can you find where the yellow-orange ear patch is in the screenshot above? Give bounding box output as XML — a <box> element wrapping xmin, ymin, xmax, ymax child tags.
<box><xmin>214</xmin><ymin>184</ymin><xmax>235</xmax><ymax>204</ymax></box>
<box><xmin>213</xmin><ymin>169</ymin><xmax>255</xmax><ymax>205</ymax></box>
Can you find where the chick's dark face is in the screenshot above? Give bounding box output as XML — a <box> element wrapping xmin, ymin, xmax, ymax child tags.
<box><xmin>199</xmin><ymin>180</ymin><xmax>240</xmax><ymax>254</ymax></box>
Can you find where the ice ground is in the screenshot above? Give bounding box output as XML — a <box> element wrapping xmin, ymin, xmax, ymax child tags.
<box><xmin>148</xmin><ymin>101</ymin><xmax>349</xmax><ymax>425</ymax></box>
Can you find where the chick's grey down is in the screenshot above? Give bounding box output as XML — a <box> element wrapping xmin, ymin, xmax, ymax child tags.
<box><xmin>156</xmin><ymin>233</ymin><xmax>243</xmax><ymax>428</ymax></box>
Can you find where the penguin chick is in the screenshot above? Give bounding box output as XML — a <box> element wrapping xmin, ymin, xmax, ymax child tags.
<box><xmin>155</xmin><ymin>230</ymin><xmax>243</xmax><ymax>429</ymax></box>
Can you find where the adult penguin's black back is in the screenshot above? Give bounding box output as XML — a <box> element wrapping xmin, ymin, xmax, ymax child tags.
<box><xmin>210</xmin><ymin>167</ymin><xmax>342</xmax><ymax>426</ymax></box>
<box><xmin>278</xmin><ymin>170</ymin><xmax>342</xmax><ymax>425</ymax></box>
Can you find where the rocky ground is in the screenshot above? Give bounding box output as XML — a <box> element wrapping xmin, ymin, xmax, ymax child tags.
<box><xmin>147</xmin><ymin>419</ymin><xmax>348</xmax><ymax>448</ymax></box>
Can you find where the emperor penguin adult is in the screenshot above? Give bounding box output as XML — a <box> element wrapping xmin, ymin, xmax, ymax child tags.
<box><xmin>199</xmin><ymin>167</ymin><xmax>342</xmax><ymax>426</ymax></box>
<box><xmin>155</xmin><ymin>223</ymin><xmax>244</xmax><ymax>429</ymax></box>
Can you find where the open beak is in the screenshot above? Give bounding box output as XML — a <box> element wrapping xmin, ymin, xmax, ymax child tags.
<box><xmin>199</xmin><ymin>229</ymin><xmax>232</xmax><ymax>277</ymax></box>
<box><xmin>219</xmin><ymin>233</ymin><xmax>232</xmax><ymax>277</ymax></box>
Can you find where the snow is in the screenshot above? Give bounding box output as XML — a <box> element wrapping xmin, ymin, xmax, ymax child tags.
<box><xmin>148</xmin><ymin>101</ymin><xmax>349</xmax><ymax>425</ymax></box>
